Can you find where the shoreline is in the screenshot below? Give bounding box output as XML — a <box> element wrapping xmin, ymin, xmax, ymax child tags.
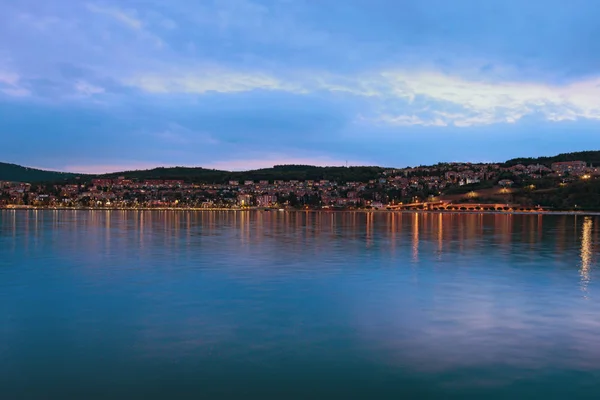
<box><xmin>2</xmin><ymin>206</ymin><xmax>600</xmax><ymax>216</ymax></box>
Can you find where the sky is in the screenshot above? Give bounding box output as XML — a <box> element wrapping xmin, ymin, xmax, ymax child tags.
<box><xmin>1</xmin><ymin>0</ymin><xmax>600</xmax><ymax>173</ymax></box>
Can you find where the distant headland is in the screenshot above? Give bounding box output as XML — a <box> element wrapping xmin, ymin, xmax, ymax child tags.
<box><xmin>1</xmin><ymin>150</ymin><xmax>599</xmax><ymax>212</ymax></box>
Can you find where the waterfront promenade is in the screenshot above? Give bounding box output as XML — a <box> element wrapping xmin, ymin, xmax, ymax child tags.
<box><xmin>2</xmin><ymin>205</ymin><xmax>600</xmax><ymax>216</ymax></box>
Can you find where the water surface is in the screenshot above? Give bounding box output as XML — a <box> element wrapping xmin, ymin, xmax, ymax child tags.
<box><xmin>1</xmin><ymin>210</ymin><xmax>599</xmax><ymax>399</ymax></box>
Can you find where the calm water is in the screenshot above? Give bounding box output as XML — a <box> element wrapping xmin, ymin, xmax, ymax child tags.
<box><xmin>1</xmin><ymin>210</ymin><xmax>599</xmax><ymax>399</ymax></box>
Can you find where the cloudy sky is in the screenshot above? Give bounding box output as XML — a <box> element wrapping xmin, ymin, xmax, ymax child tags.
<box><xmin>1</xmin><ymin>0</ymin><xmax>600</xmax><ymax>172</ymax></box>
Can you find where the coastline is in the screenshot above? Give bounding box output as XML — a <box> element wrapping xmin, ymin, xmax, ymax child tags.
<box><xmin>2</xmin><ymin>206</ymin><xmax>600</xmax><ymax>216</ymax></box>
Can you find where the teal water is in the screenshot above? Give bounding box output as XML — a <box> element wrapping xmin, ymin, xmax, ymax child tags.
<box><xmin>1</xmin><ymin>210</ymin><xmax>599</xmax><ymax>399</ymax></box>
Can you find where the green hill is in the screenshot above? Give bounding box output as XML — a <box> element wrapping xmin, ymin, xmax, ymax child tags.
<box><xmin>0</xmin><ymin>162</ymin><xmax>86</xmax><ymax>183</ymax></box>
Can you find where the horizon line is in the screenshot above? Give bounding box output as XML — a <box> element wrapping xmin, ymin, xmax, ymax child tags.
<box><xmin>2</xmin><ymin>148</ymin><xmax>599</xmax><ymax>175</ymax></box>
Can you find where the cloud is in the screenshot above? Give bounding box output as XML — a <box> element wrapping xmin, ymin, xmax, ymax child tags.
<box><xmin>372</xmin><ymin>114</ymin><xmax>448</xmax><ymax>127</ymax></box>
<box><xmin>126</xmin><ymin>69</ymin><xmax>304</xmax><ymax>94</ymax></box>
<box><xmin>1</xmin><ymin>87</ymin><xmax>31</xmax><ymax>97</ymax></box>
<box><xmin>86</xmin><ymin>3</ymin><xmax>142</xmax><ymax>30</ymax></box>
<box><xmin>3</xmin><ymin>0</ymin><xmax>600</xmax><ymax>130</ymax></box>
<box><xmin>0</xmin><ymin>70</ymin><xmax>30</xmax><ymax>97</ymax></box>
<box><xmin>85</xmin><ymin>3</ymin><xmax>163</xmax><ymax>48</ymax></box>
<box><xmin>75</xmin><ymin>80</ymin><xmax>105</xmax><ymax>96</ymax></box>
<box><xmin>371</xmin><ymin>71</ymin><xmax>600</xmax><ymax>126</ymax></box>
<box><xmin>379</xmin><ymin>71</ymin><xmax>600</xmax><ymax>124</ymax></box>
<box><xmin>123</xmin><ymin>66</ymin><xmax>600</xmax><ymax>127</ymax></box>
<box><xmin>0</xmin><ymin>70</ymin><xmax>20</xmax><ymax>86</ymax></box>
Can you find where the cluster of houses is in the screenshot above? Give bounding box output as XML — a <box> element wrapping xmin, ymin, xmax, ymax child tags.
<box><xmin>1</xmin><ymin>160</ymin><xmax>598</xmax><ymax>209</ymax></box>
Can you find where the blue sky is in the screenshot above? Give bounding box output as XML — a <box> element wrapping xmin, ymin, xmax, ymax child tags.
<box><xmin>1</xmin><ymin>0</ymin><xmax>599</xmax><ymax>172</ymax></box>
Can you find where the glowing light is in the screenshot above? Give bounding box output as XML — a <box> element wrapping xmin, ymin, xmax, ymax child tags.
<box><xmin>580</xmin><ymin>217</ymin><xmax>593</xmax><ymax>296</ymax></box>
<box><xmin>412</xmin><ymin>213</ymin><xmax>419</xmax><ymax>262</ymax></box>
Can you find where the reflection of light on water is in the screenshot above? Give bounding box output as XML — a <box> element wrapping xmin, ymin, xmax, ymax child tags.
<box><xmin>186</xmin><ymin>212</ymin><xmax>191</xmax><ymax>241</ymax></box>
<box><xmin>240</xmin><ymin>211</ymin><xmax>250</xmax><ymax>245</ymax></box>
<box><xmin>580</xmin><ymin>217</ymin><xmax>593</xmax><ymax>295</ymax></box>
<box><xmin>412</xmin><ymin>213</ymin><xmax>419</xmax><ymax>262</ymax></box>
<box><xmin>390</xmin><ymin>212</ymin><xmax>395</xmax><ymax>240</ymax></box>
<box><xmin>140</xmin><ymin>211</ymin><xmax>145</xmax><ymax>249</ymax></box>
<box><xmin>366</xmin><ymin>212</ymin><xmax>373</xmax><ymax>248</ymax></box>
<box><xmin>105</xmin><ymin>210</ymin><xmax>111</xmax><ymax>252</ymax></box>
<box><xmin>437</xmin><ymin>213</ymin><xmax>443</xmax><ymax>258</ymax></box>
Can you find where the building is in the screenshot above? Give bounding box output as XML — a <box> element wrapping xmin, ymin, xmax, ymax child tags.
<box><xmin>141</xmin><ymin>180</ymin><xmax>159</xmax><ymax>186</ymax></box>
<box><xmin>551</xmin><ymin>161</ymin><xmax>587</xmax><ymax>173</ymax></box>
<box><xmin>256</xmin><ymin>195</ymin><xmax>277</xmax><ymax>207</ymax></box>
<box><xmin>92</xmin><ymin>179</ymin><xmax>113</xmax><ymax>187</ymax></box>
<box><xmin>371</xmin><ymin>201</ymin><xmax>384</xmax><ymax>209</ymax></box>
<box><xmin>164</xmin><ymin>180</ymin><xmax>184</xmax><ymax>187</ymax></box>
<box><xmin>237</xmin><ymin>194</ymin><xmax>252</xmax><ymax>206</ymax></box>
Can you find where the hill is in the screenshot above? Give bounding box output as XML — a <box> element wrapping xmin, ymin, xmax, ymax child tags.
<box><xmin>0</xmin><ymin>162</ymin><xmax>385</xmax><ymax>184</ymax></box>
<box><xmin>504</xmin><ymin>150</ymin><xmax>600</xmax><ymax>167</ymax></box>
<box><xmin>2</xmin><ymin>149</ymin><xmax>599</xmax><ymax>184</ymax></box>
<box><xmin>101</xmin><ymin>166</ymin><xmax>229</xmax><ymax>183</ymax></box>
<box><xmin>229</xmin><ymin>165</ymin><xmax>384</xmax><ymax>183</ymax></box>
<box><xmin>0</xmin><ymin>162</ymin><xmax>86</xmax><ymax>183</ymax></box>
<box><xmin>102</xmin><ymin>165</ymin><xmax>385</xmax><ymax>184</ymax></box>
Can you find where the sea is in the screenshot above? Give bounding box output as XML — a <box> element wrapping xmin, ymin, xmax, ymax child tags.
<box><xmin>1</xmin><ymin>210</ymin><xmax>599</xmax><ymax>399</ymax></box>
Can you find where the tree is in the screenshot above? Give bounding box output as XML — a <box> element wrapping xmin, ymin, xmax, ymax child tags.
<box><xmin>288</xmin><ymin>193</ymin><xmax>300</xmax><ymax>207</ymax></box>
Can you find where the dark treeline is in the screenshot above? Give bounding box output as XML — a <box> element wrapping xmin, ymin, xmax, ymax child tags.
<box><xmin>1</xmin><ymin>150</ymin><xmax>599</xmax><ymax>185</ymax></box>
<box><xmin>503</xmin><ymin>150</ymin><xmax>600</xmax><ymax>167</ymax></box>
<box><xmin>0</xmin><ymin>162</ymin><xmax>84</xmax><ymax>183</ymax></box>
<box><xmin>101</xmin><ymin>165</ymin><xmax>385</xmax><ymax>184</ymax></box>
<box><xmin>0</xmin><ymin>163</ymin><xmax>385</xmax><ymax>185</ymax></box>
<box><xmin>524</xmin><ymin>180</ymin><xmax>600</xmax><ymax>211</ymax></box>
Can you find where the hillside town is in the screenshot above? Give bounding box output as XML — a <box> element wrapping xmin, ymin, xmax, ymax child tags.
<box><xmin>1</xmin><ymin>160</ymin><xmax>599</xmax><ymax>211</ymax></box>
